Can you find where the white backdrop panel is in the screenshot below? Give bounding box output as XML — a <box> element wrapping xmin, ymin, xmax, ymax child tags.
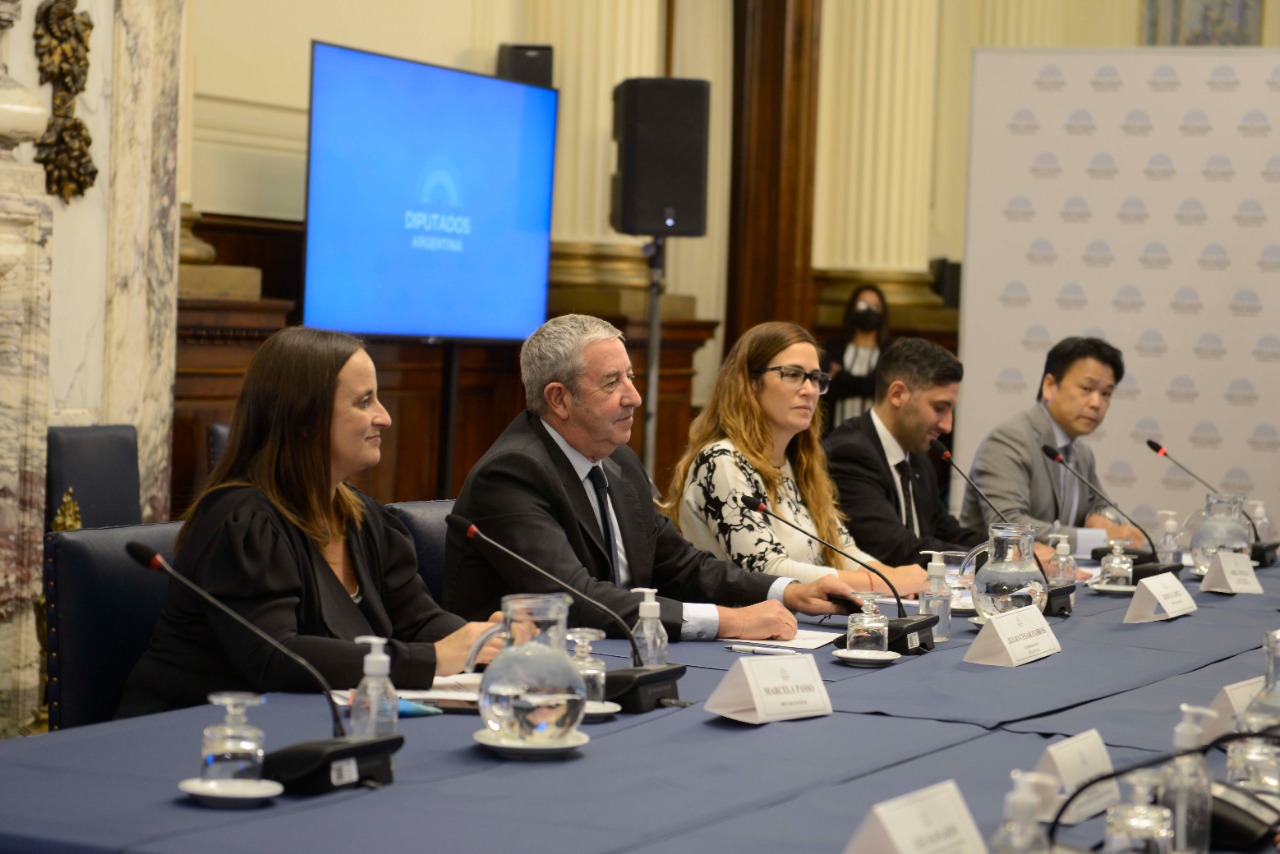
<box><xmin>956</xmin><ymin>48</ymin><xmax>1280</xmax><ymax>535</ymax></box>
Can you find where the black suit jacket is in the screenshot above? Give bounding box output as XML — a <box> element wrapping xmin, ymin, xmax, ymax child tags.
<box><xmin>824</xmin><ymin>411</ymin><xmax>985</xmax><ymax>566</ymax></box>
<box><xmin>118</xmin><ymin>487</ymin><xmax>464</xmax><ymax>716</ymax></box>
<box><xmin>443</xmin><ymin>412</ymin><xmax>776</xmax><ymax>638</ymax></box>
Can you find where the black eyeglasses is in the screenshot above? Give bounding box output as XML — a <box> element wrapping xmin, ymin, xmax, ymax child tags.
<box><xmin>754</xmin><ymin>366</ymin><xmax>830</xmax><ymax>395</ymax></box>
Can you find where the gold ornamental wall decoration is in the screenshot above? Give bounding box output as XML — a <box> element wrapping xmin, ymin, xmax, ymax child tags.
<box><xmin>33</xmin><ymin>0</ymin><xmax>95</xmax><ymax>202</ymax></box>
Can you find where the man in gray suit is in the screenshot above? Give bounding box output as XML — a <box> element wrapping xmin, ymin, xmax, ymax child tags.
<box><xmin>959</xmin><ymin>337</ymin><xmax>1144</xmax><ymax>554</ymax></box>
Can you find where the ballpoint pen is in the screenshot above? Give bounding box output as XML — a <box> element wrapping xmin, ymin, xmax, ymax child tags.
<box><xmin>725</xmin><ymin>644</ymin><xmax>799</xmax><ymax>656</ymax></box>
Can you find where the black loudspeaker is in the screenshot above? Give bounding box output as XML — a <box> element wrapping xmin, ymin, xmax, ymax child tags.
<box><xmin>610</xmin><ymin>78</ymin><xmax>709</xmax><ymax>237</ymax></box>
<box><xmin>496</xmin><ymin>44</ymin><xmax>553</xmax><ymax>89</ymax></box>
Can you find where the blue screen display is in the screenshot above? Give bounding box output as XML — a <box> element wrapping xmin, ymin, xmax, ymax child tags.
<box><xmin>304</xmin><ymin>42</ymin><xmax>557</xmax><ymax>340</ymax></box>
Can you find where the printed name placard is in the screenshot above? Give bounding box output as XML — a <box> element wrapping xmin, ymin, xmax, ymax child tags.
<box><xmin>844</xmin><ymin>779</ymin><xmax>986</xmax><ymax>854</ymax></box>
<box><xmin>1124</xmin><ymin>573</ymin><xmax>1197</xmax><ymax>623</ymax></box>
<box><xmin>704</xmin><ymin>654</ymin><xmax>831</xmax><ymax>724</ymax></box>
<box><xmin>1201</xmin><ymin>552</ymin><xmax>1263</xmax><ymax>595</ymax></box>
<box><xmin>963</xmin><ymin>605</ymin><xmax>1061</xmax><ymax>667</ymax></box>
<box><xmin>1202</xmin><ymin>676</ymin><xmax>1264</xmax><ymax>745</ymax></box>
<box><xmin>1033</xmin><ymin>728</ymin><xmax>1121</xmax><ymax>824</ymax></box>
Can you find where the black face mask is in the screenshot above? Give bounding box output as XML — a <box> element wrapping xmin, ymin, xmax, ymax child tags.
<box><xmin>851</xmin><ymin>308</ymin><xmax>882</xmax><ymax>332</ymax></box>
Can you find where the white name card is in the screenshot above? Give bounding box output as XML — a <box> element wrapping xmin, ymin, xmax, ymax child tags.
<box><xmin>1202</xmin><ymin>676</ymin><xmax>1265</xmax><ymax>746</ymax></box>
<box><xmin>963</xmin><ymin>605</ymin><xmax>1061</xmax><ymax>667</ymax></box>
<box><xmin>1124</xmin><ymin>573</ymin><xmax>1197</xmax><ymax>623</ymax></box>
<box><xmin>1201</xmin><ymin>552</ymin><xmax>1263</xmax><ymax>595</ymax></box>
<box><xmin>844</xmin><ymin>780</ymin><xmax>986</xmax><ymax>854</ymax></box>
<box><xmin>1033</xmin><ymin>728</ymin><xmax>1121</xmax><ymax>824</ymax></box>
<box><xmin>704</xmin><ymin>654</ymin><xmax>831</xmax><ymax>724</ymax></box>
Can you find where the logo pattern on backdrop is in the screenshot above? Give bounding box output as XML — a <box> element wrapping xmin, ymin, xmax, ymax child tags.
<box><xmin>958</xmin><ymin>50</ymin><xmax>1279</xmax><ymax>526</ymax></box>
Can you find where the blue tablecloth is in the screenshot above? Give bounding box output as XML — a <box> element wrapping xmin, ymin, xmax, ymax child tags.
<box><xmin>0</xmin><ymin>563</ymin><xmax>1276</xmax><ymax>853</ymax></box>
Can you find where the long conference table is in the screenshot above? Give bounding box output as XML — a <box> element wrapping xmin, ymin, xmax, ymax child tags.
<box><xmin>2</xmin><ymin>567</ymin><xmax>1278</xmax><ymax>853</ymax></box>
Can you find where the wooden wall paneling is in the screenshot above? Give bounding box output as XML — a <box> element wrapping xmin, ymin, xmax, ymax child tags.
<box><xmin>725</xmin><ymin>0</ymin><xmax>823</xmax><ymax>346</ymax></box>
<box><xmin>172</xmin><ymin>298</ymin><xmax>294</xmax><ymax>516</ymax></box>
<box><xmin>190</xmin><ymin>215</ymin><xmax>305</xmax><ymax>322</ymax></box>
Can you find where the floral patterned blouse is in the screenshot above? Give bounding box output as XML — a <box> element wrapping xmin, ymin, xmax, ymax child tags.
<box><xmin>677</xmin><ymin>439</ymin><xmax>879</xmax><ymax>583</ymax></box>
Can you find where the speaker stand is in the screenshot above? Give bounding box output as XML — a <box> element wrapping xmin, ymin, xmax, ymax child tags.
<box><xmin>641</xmin><ymin>236</ymin><xmax>665</xmax><ymax>479</ymax></box>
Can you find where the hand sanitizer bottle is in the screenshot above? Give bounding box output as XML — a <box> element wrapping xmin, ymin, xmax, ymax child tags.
<box><xmin>631</xmin><ymin>587</ymin><xmax>667</xmax><ymax>666</ymax></box>
<box><xmin>989</xmin><ymin>770</ymin><xmax>1052</xmax><ymax>853</ymax></box>
<box><xmin>350</xmin><ymin>635</ymin><xmax>397</xmax><ymax>737</ymax></box>
<box><xmin>1046</xmin><ymin>533</ymin><xmax>1076</xmax><ymax>588</ymax></box>
<box><xmin>918</xmin><ymin>551</ymin><xmax>950</xmax><ymax>642</ymax></box>
<box><xmin>1159</xmin><ymin>703</ymin><xmax>1217</xmax><ymax>854</ymax></box>
<box><xmin>1156</xmin><ymin>510</ymin><xmax>1180</xmax><ymax>565</ymax></box>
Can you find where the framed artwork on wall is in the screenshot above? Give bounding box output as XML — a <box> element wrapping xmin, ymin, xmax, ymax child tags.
<box><xmin>1144</xmin><ymin>0</ymin><xmax>1263</xmax><ymax>45</ymax></box>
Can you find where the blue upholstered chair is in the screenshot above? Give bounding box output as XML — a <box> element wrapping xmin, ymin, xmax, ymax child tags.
<box><xmin>45</xmin><ymin>425</ymin><xmax>141</xmax><ymax>530</ymax></box>
<box><xmin>207</xmin><ymin>422</ymin><xmax>231</xmax><ymax>471</ymax></box>
<box><xmin>43</xmin><ymin>522</ymin><xmax>180</xmax><ymax>730</ymax></box>
<box><xmin>385</xmin><ymin>500</ymin><xmax>454</xmax><ymax>600</ymax></box>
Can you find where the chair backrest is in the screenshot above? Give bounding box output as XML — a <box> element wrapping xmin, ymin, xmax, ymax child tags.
<box><xmin>385</xmin><ymin>500</ymin><xmax>454</xmax><ymax>600</ymax></box>
<box><xmin>43</xmin><ymin>522</ymin><xmax>181</xmax><ymax>730</ymax></box>
<box><xmin>208</xmin><ymin>422</ymin><xmax>231</xmax><ymax>471</ymax></box>
<box><xmin>46</xmin><ymin>425</ymin><xmax>142</xmax><ymax>529</ymax></box>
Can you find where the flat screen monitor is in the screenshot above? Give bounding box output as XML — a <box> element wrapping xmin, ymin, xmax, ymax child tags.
<box><xmin>304</xmin><ymin>42</ymin><xmax>557</xmax><ymax>341</ymax></box>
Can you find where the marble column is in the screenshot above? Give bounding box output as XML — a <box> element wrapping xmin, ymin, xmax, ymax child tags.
<box><xmin>0</xmin><ymin>0</ymin><xmax>52</xmax><ymax>737</ymax></box>
<box><xmin>103</xmin><ymin>0</ymin><xmax>181</xmax><ymax>523</ymax></box>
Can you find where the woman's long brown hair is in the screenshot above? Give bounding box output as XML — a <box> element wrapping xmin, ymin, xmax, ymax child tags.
<box><xmin>663</xmin><ymin>321</ymin><xmax>848</xmax><ymax>569</ymax></box>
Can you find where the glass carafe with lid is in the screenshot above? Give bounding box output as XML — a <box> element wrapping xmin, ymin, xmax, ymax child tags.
<box><xmin>962</xmin><ymin>523</ymin><xmax>1047</xmax><ymax>620</ymax></box>
<box><xmin>465</xmin><ymin>593</ymin><xmax>586</xmax><ymax>744</ymax></box>
<box><xmin>1189</xmin><ymin>493</ymin><xmax>1250</xmax><ymax>576</ymax></box>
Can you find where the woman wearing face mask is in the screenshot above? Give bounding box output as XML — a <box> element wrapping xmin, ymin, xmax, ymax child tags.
<box><xmin>822</xmin><ymin>284</ymin><xmax>890</xmax><ymax>435</ymax></box>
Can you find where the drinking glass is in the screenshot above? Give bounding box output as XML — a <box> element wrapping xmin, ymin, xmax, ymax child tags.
<box><xmin>1103</xmin><ymin>769</ymin><xmax>1173</xmax><ymax>853</ymax></box>
<box><xmin>1227</xmin><ymin>713</ymin><xmax>1280</xmax><ymax>795</ymax></box>
<box><xmin>566</xmin><ymin>628</ymin><xmax>607</xmax><ymax>704</ymax></box>
<box><xmin>846</xmin><ymin>597</ymin><xmax>888</xmax><ymax>652</ymax></box>
<box><xmin>201</xmin><ymin>692</ymin><xmax>264</xmax><ymax>781</ymax></box>
<box><xmin>939</xmin><ymin>550</ymin><xmax>969</xmax><ymax>606</ymax></box>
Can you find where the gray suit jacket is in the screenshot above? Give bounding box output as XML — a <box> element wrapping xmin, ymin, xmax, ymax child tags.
<box><xmin>958</xmin><ymin>405</ymin><xmax>1105</xmax><ymax>550</ymax></box>
<box><xmin>443</xmin><ymin>412</ymin><xmax>776</xmax><ymax>639</ymax></box>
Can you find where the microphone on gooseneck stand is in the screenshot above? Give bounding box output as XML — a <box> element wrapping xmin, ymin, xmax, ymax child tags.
<box><xmin>1145</xmin><ymin>439</ymin><xmax>1276</xmax><ymax>565</ymax></box>
<box><xmin>445</xmin><ymin>514</ymin><xmax>685</xmax><ymax>713</ymax></box>
<box><xmin>1039</xmin><ymin>446</ymin><xmax>1173</xmax><ymax>577</ymax></box>
<box><xmin>125</xmin><ymin>542</ymin><xmax>403</xmax><ymax>795</ymax></box>
<box><xmin>928</xmin><ymin>439</ymin><xmax>1072</xmax><ymax>616</ymax></box>
<box><xmin>737</xmin><ymin>495</ymin><xmax>937</xmax><ymax>655</ymax></box>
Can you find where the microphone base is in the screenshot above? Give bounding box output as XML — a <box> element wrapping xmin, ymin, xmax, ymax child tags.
<box><xmin>1045</xmin><ymin>584</ymin><xmax>1076</xmax><ymax>617</ymax></box>
<box><xmin>263</xmin><ymin>734</ymin><xmax>404</xmax><ymax>795</ymax></box>
<box><xmin>1253</xmin><ymin>541</ymin><xmax>1278</xmax><ymax>567</ymax></box>
<box><xmin>888</xmin><ymin>615</ymin><xmax>938</xmax><ymax>655</ymax></box>
<box><xmin>1133</xmin><ymin>562</ymin><xmax>1183</xmax><ymax>585</ymax></box>
<box><xmin>605</xmin><ymin>664</ymin><xmax>686</xmax><ymax>713</ymax></box>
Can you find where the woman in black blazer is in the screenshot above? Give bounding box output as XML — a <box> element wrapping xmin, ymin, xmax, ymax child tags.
<box><xmin>118</xmin><ymin>327</ymin><xmax>497</xmax><ymax>716</ymax></box>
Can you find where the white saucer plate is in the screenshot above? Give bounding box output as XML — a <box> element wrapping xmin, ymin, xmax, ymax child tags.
<box><xmin>968</xmin><ymin>616</ymin><xmax>988</xmax><ymax>627</ymax></box>
<box><xmin>832</xmin><ymin>649</ymin><xmax>900</xmax><ymax>667</ymax></box>
<box><xmin>582</xmin><ymin>700</ymin><xmax>622</xmax><ymax>722</ymax></box>
<box><xmin>178</xmin><ymin>777</ymin><xmax>283</xmax><ymax>808</ymax></box>
<box><xmin>1090</xmin><ymin>582</ymin><xmax>1137</xmax><ymax>595</ymax></box>
<box><xmin>473</xmin><ymin>728</ymin><xmax>590</xmax><ymax>759</ymax></box>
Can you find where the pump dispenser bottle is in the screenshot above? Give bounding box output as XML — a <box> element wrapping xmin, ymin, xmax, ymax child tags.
<box><xmin>989</xmin><ymin>770</ymin><xmax>1052</xmax><ymax>853</ymax></box>
<box><xmin>350</xmin><ymin>635</ymin><xmax>397</xmax><ymax>737</ymax></box>
<box><xmin>1156</xmin><ymin>510</ymin><xmax>1180</xmax><ymax>565</ymax></box>
<box><xmin>1159</xmin><ymin>703</ymin><xmax>1217</xmax><ymax>854</ymax></box>
<box><xmin>631</xmin><ymin>587</ymin><xmax>668</xmax><ymax>665</ymax></box>
<box><xmin>918</xmin><ymin>550</ymin><xmax>951</xmax><ymax>642</ymax></box>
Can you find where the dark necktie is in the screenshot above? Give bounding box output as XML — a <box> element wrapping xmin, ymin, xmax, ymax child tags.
<box><xmin>586</xmin><ymin>466</ymin><xmax>617</xmax><ymax>580</ymax></box>
<box><xmin>894</xmin><ymin>460</ymin><xmax>916</xmax><ymax>534</ymax></box>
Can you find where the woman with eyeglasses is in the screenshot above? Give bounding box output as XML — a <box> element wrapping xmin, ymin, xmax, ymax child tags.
<box><xmin>822</xmin><ymin>284</ymin><xmax>890</xmax><ymax>435</ymax></box>
<box><xmin>663</xmin><ymin>322</ymin><xmax>926</xmax><ymax>596</ymax></box>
